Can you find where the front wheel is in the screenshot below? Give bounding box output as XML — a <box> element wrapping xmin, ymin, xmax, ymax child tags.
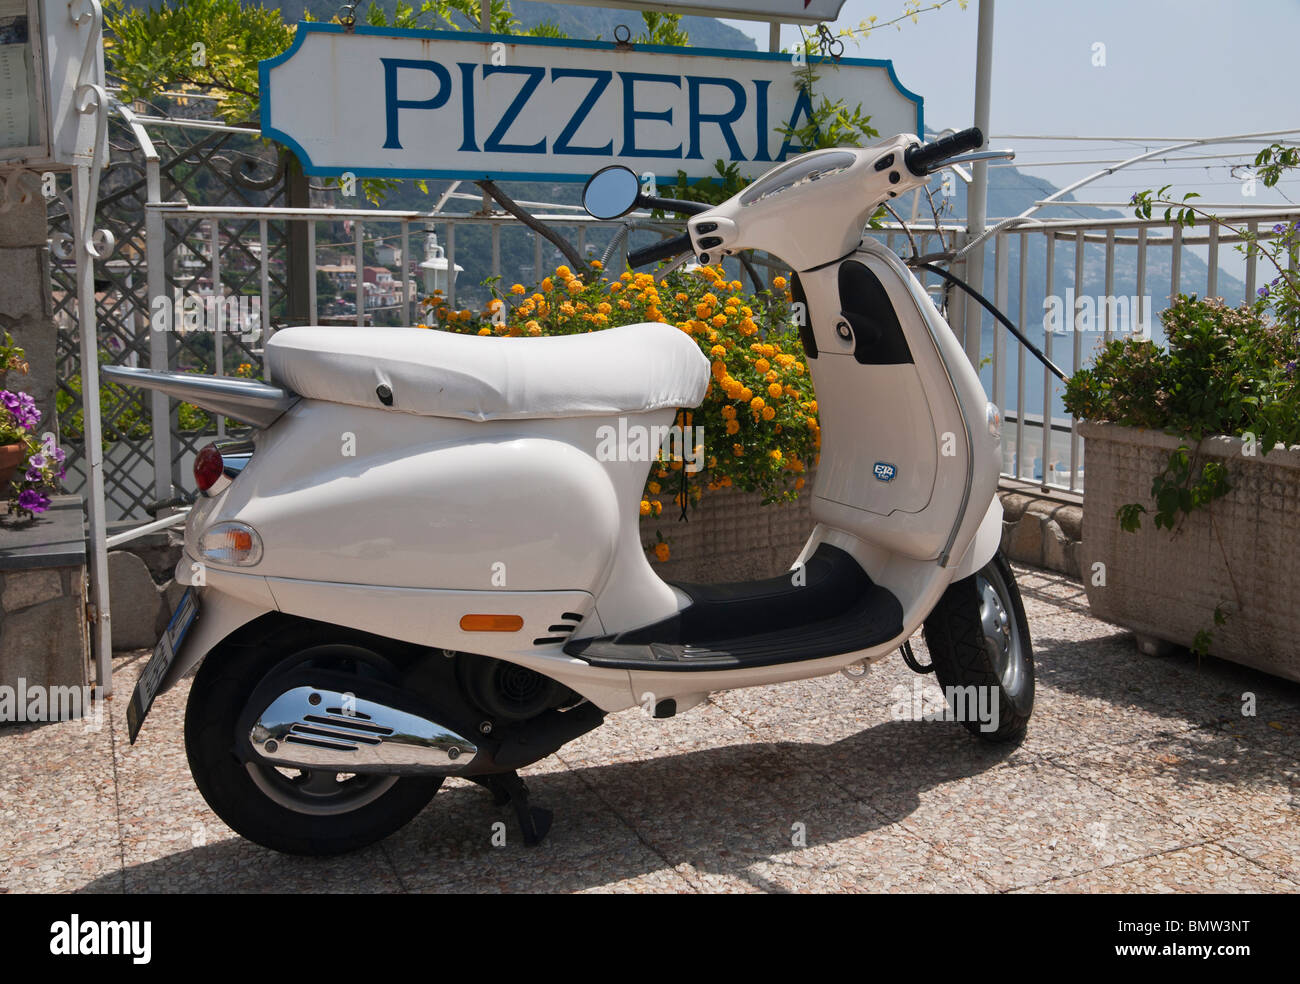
<box><xmin>921</xmin><ymin>550</ymin><xmax>1034</xmax><ymax>743</ymax></box>
<box><xmin>184</xmin><ymin>621</ymin><xmax>443</xmax><ymax>855</ymax></box>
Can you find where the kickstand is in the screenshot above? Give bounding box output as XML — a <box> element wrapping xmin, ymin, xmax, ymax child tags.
<box><xmin>469</xmin><ymin>771</ymin><xmax>553</xmax><ymax>847</ymax></box>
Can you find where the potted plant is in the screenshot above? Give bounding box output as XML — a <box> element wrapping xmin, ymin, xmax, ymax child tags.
<box><xmin>0</xmin><ymin>332</ymin><xmax>67</xmax><ymax>520</ymax></box>
<box><xmin>1064</xmin><ymin>144</ymin><xmax>1300</xmax><ymax>681</ymax></box>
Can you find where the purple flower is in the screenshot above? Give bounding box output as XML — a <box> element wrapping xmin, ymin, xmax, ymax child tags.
<box><xmin>1258</xmin><ymin>286</ymin><xmax>1270</xmax><ymax>298</ymax></box>
<box><xmin>1288</xmin><ymin>361</ymin><xmax>1297</xmax><ymax>377</ymax></box>
<box><xmin>52</xmin><ymin>447</ymin><xmax>66</xmax><ymax>463</ymax></box>
<box><xmin>1275</xmin><ymin>223</ymin><xmax>1286</xmax><ymax>235</ymax></box>
<box><xmin>25</xmin><ymin>467</ymin><xmax>42</xmax><ymax>481</ymax></box>
<box><xmin>17</xmin><ymin>489</ymin><xmax>49</xmax><ymax>513</ymax></box>
<box><xmin>0</xmin><ymin>391</ymin><xmax>18</xmax><ymax>411</ymax></box>
<box><xmin>28</xmin><ymin>453</ymin><xmax>45</xmax><ymax>469</ymax></box>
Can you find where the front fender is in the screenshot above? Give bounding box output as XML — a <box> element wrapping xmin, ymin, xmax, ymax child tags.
<box><xmin>950</xmin><ymin>496</ymin><xmax>1004</xmax><ymax>580</ymax></box>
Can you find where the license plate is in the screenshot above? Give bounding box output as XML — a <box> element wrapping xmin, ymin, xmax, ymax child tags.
<box><xmin>126</xmin><ymin>588</ymin><xmax>199</xmax><ymax>744</ymax></box>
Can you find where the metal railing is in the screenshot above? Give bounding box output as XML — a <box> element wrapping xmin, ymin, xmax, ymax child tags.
<box><xmin>59</xmin><ymin>109</ymin><xmax>1300</xmax><ymax>517</ymax></box>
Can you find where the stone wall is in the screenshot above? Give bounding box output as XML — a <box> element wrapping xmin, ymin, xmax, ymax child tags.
<box><xmin>997</xmin><ymin>491</ymin><xmax>1083</xmax><ymax>580</ymax></box>
<box><xmin>107</xmin><ymin>526</ymin><xmax>186</xmax><ymax>651</ymax></box>
<box><xmin>0</xmin><ymin>497</ymin><xmax>90</xmax><ymax>706</ymax></box>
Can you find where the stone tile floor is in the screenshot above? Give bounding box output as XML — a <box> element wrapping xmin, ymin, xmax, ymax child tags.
<box><xmin>1</xmin><ymin>565</ymin><xmax>1296</xmax><ymax>893</ymax></box>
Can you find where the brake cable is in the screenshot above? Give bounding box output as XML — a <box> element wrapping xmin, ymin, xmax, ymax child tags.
<box><xmin>900</xmin><ymin>639</ymin><xmax>933</xmax><ymax>674</ymax></box>
<box><xmin>912</xmin><ymin>262</ymin><xmax>1068</xmax><ymax>382</ymax></box>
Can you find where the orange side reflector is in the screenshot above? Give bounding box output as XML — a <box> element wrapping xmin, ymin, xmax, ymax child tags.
<box><xmin>459</xmin><ymin>614</ymin><xmax>524</xmax><ymax>632</ymax></box>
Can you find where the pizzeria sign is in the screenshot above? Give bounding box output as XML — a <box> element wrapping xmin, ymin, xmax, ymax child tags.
<box><xmin>260</xmin><ymin>23</ymin><xmax>923</xmax><ymax>183</ymax></box>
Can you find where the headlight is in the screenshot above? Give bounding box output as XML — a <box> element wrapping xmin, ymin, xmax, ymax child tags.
<box><xmin>986</xmin><ymin>402</ymin><xmax>1002</xmax><ymax>439</ymax></box>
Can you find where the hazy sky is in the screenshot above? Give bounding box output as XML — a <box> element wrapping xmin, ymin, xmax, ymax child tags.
<box><xmin>724</xmin><ymin>0</ymin><xmax>1298</xmax><ymax>207</ymax></box>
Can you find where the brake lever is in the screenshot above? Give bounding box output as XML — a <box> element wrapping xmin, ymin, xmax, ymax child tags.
<box><xmin>653</xmin><ymin>251</ymin><xmax>692</xmax><ymax>283</ymax></box>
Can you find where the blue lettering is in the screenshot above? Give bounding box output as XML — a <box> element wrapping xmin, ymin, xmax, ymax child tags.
<box><xmin>483</xmin><ymin>64</ymin><xmax>547</xmax><ymax>154</ymax></box>
<box><xmin>618</xmin><ymin>71</ymin><xmax>682</xmax><ymax>159</ymax></box>
<box><xmin>381</xmin><ymin>58</ymin><xmax>452</xmax><ymax>150</ymax></box>
<box><xmin>686</xmin><ymin>77</ymin><xmax>746</xmax><ymax>160</ymax></box>
<box><xmin>458</xmin><ymin>62</ymin><xmax>479</xmax><ymax>152</ymax></box>
<box><xmin>551</xmin><ymin>68</ymin><xmax>614</xmax><ymax>156</ymax></box>
<box><xmin>752</xmin><ymin>79</ymin><xmax>772</xmax><ymax>162</ymax></box>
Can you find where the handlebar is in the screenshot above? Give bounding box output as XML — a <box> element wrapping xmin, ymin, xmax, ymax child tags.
<box><xmin>904</xmin><ymin>126</ymin><xmax>985</xmax><ymax>176</ymax></box>
<box><xmin>627</xmin><ymin>232</ymin><xmax>694</xmax><ymax>269</ymax></box>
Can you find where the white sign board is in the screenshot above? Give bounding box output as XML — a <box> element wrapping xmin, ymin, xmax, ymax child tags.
<box><xmin>0</xmin><ymin>0</ymin><xmax>106</xmax><ymax>169</ymax></box>
<box><xmin>261</xmin><ymin>25</ymin><xmax>923</xmax><ymax>183</ymax></box>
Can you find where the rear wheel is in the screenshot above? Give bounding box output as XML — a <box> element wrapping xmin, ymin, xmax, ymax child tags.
<box><xmin>184</xmin><ymin>622</ymin><xmax>443</xmax><ymax>855</ymax></box>
<box><xmin>921</xmin><ymin>550</ymin><xmax>1034</xmax><ymax>743</ymax></box>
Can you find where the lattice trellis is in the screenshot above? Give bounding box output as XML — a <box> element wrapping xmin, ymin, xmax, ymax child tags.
<box><xmin>50</xmin><ymin>114</ymin><xmax>290</xmax><ymax>521</ymax></box>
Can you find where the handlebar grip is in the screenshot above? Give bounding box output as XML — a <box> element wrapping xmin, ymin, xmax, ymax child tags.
<box><xmin>904</xmin><ymin>126</ymin><xmax>985</xmax><ymax>176</ymax></box>
<box><xmin>627</xmin><ymin>232</ymin><xmax>694</xmax><ymax>268</ymax></box>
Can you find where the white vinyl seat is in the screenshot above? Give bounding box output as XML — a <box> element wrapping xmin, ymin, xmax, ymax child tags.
<box><xmin>265</xmin><ymin>322</ymin><xmax>710</xmax><ymax>421</ymax></box>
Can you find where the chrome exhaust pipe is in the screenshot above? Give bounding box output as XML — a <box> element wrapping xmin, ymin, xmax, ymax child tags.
<box><xmin>247</xmin><ymin>685</ymin><xmax>478</xmax><ymax>775</ymax></box>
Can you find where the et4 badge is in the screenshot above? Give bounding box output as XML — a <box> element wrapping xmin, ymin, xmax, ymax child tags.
<box><xmin>873</xmin><ymin>462</ymin><xmax>897</xmax><ymax>482</ymax></box>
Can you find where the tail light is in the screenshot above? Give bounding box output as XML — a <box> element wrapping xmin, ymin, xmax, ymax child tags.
<box><xmin>193</xmin><ymin>440</ymin><xmax>254</xmax><ymax>497</ymax></box>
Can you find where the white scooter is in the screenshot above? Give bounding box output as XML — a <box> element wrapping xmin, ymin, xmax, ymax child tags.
<box><xmin>108</xmin><ymin>127</ymin><xmax>1034</xmax><ymax>855</ymax></box>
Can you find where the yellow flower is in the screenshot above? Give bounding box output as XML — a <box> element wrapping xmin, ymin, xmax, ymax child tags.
<box><xmin>620</xmin><ymin>271</ymin><xmax>633</xmax><ymax>282</ymax></box>
<box><xmin>477</xmin><ymin>327</ymin><xmax>492</xmax><ymax>336</ymax></box>
<box><xmin>767</xmin><ymin>383</ymin><xmax>783</xmax><ymax>399</ymax></box>
<box><xmin>640</xmin><ymin>499</ymin><xmax>651</xmax><ymax>516</ymax></box>
<box><xmin>651</xmin><ymin>500</ymin><xmax>663</xmax><ymax>516</ymax></box>
<box><xmin>555</xmin><ymin>265</ymin><xmax>571</xmax><ymax>279</ymax></box>
<box><xmin>710</xmin><ymin>344</ymin><xmax>726</xmax><ymax>358</ymax></box>
<box><xmin>486</xmin><ymin>298</ymin><xmax>504</xmax><ymax>313</ymax></box>
<box><xmin>648</xmin><ymin>481</ymin><xmax>661</xmax><ymax>495</ymax></box>
<box><xmin>590</xmin><ymin>259</ymin><xmax>603</xmax><ymax>270</ymax></box>
<box><xmin>510</xmin><ymin>284</ymin><xmax>526</xmax><ymax>295</ymax></box>
<box><xmin>750</xmin><ymin>397</ymin><xmax>765</xmax><ymax>411</ymax></box>
<box><xmin>770</xmin><ymin>450</ymin><xmax>782</xmax><ymax>462</ymax></box>
<box><xmin>525</xmin><ymin>320</ymin><xmax>541</xmax><ymax>333</ymax></box>
<box><xmin>560</xmin><ymin>302</ymin><xmax>576</xmax><ymax>316</ymax></box>
<box><xmin>711</xmin><ymin>314</ymin><xmax>727</xmax><ymax>328</ymax></box>
<box><xmin>597</xmin><ymin>302</ymin><xmax>612</xmax><ymax>315</ymax></box>
<box><xmin>675</xmin><ymin>292</ymin><xmax>689</xmax><ymax>303</ymax></box>
<box><xmin>592</xmin><ymin>313</ymin><xmax>608</xmax><ymax>325</ymax></box>
<box><xmin>567</xmin><ymin>278</ymin><xmax>584</xmax><ymax>294</ymax></box>
<box><xmin>711</xmin><ymin>361</ymin><xmax>728</xmax><ymax>380</ymax></box>
<box><xmin>725</xmin><ymin>419</ymin><xmax>740</xmax><ymax>435</ymax></box>
<box><xmin>653</xmin><ymin>542</ymin><xmax>670</xmax><ymax>562</ymax></box>
<box><xmin>754</xmin><ymin>358</ymin><xmax>770</xmax><ymax>373</ymax></box>
<box><xmin>795</xmin><ymin>477</ymin><xmax>805</xmax><ymax>490</ymax></box>
<box><xmin>541</xmin><ymin>277</ymin><xmax>554</xmax><ymax>293</ymax></box>
<box><xmin>761</xmin><ymin>406</ymin><xmax>776</xmax><ymax>421</ymax></box>
<box><xmin>773</xmin><ymin>276</ymin><xmax>788</xmax><ymax>289</ymax></box>
<box><xmin>740</xmin><ymin>387</ymin><xmax>753</xmax><ymax>402</ymax></box>
<box><xmin>732</xmin><ymin>444</ymin><xmax>744</xmax><ymax>457</ymax></box>
<box><xmin>458</xmin><ymin>309</ymin><xmax>471</xmax><ymax>321</ymax></box>
<box><xmin>618</xmin><ymin>299</ymin><xmax>631</xmax><ymax>310</ymax></box>
<box><xmin>721</xmin><ymin>405</ymin><xmax>737</xmax><ymax>420</ymax></box>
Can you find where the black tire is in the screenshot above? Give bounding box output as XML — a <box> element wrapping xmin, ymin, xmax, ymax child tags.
<box><xmin>921</xmin><ymin>550</ymin><xmax>1034</xmax><ymax>743</ymax></box>
<box><xmin>184</xmin><ymin>621</ymin><xmax>443</xmax><ymax>855</ymax></box>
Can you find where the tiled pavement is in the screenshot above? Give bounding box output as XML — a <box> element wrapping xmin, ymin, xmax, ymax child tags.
<box><xmin>1</xmin><ymin>566</ymin><xmax>1296</xmax><ymax>893</ymax></box>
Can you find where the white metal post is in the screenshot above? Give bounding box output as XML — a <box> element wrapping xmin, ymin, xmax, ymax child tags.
<box><xmin>962</xmin><ymin>0</ymin><xmax>995</xmax><ymax>368</ymax></box>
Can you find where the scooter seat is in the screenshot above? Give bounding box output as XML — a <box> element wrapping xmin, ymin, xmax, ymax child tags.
<box><xmin>265</xmin><ymin>322</ymin><xmax>710</xmax><ymax>421</ymax></box>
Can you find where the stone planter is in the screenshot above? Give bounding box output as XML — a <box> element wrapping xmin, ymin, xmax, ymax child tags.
<box><xmin>640</xmin><ymin>482</ymin><xmax>815</xmax><ymax>584</ymax></box>
<box><xmin>1079</xmin><ymin>420</ymin><xmax>1300</xmax><ymax>682</ymax></box>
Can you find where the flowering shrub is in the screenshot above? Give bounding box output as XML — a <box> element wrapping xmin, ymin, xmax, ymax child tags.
<box><xmin>0</xmin><ymin>334</ymin><xmax>67</xmax><ymax>519</ymax></box>
<box><xmin>420</xmin><ymin>262</ymin><xmax>819</xmax><ymax>538</ymax></box>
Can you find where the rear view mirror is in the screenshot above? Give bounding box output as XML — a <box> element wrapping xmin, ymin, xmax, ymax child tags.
<box><xmin>582</xmin><ymin>166</ymin><xmax>641</xmax><ymax>220</ymax></box>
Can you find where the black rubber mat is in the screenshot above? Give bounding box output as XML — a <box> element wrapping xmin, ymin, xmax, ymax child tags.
<box><xmin>566</xmin><ymin>544</ymin><xmax>904</xmax><ymax>671</ymax></box>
